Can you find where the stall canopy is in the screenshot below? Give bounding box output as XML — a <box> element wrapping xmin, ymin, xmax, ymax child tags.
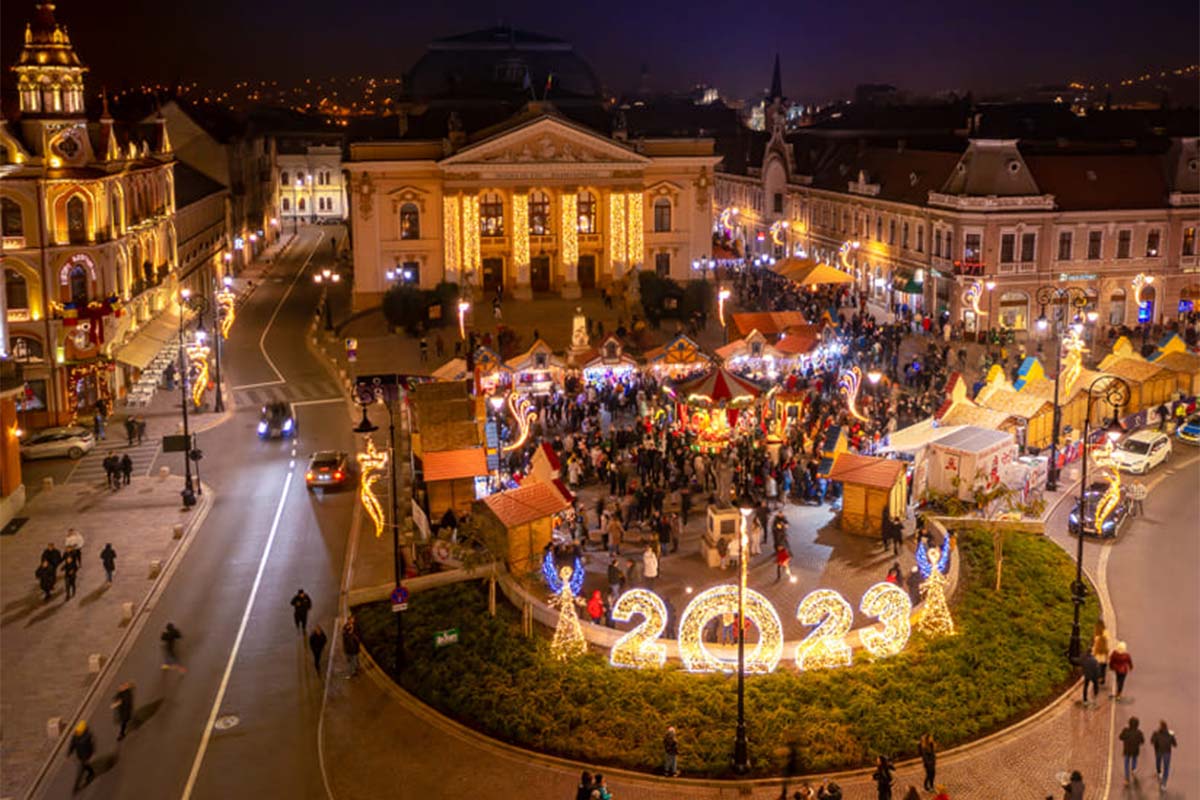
<box><xmin>774</xmin><ymin>325</ymin><xmax>823</xmax><ymax>356</ymax></box>
<box><xmin>674</xmin><ymin>367</ymin><xmax>763</xmax><ymax>403</ymax></box>
<box><xmin>715</xmin><ymin>329</ymin><xmax>784</xmax><ymax>363</ymax></box>
<box><xmin>113</xmin><ymin>308</ymin><xmax>183</xmax><ymax>369</ymax></box>
<box><xmin>431</xmin><ymin>358</ymin><xmax>468</xmax><ymax>381</ymax></box>
<box><xmin>482</xmin><ymin>479</ymin><xmax>573</xmax><ymax>528</ymax></box>
<box><xmin>731</xmin><ymin>311</ymin><xmax>808</xmax><ymax>338</ymax></box>
<box><xmin>779</xmin><ymin>260</ymin><xmax>855</xmax><ymax>286</ymax></box>
<box><xmin>881</xmin><ymin>420</ymin><xmax>964</xmax><ymax>455</ymax></box>
<box><xmin>771</xmin><ymin>256</ymin><xmax>817</xmax><ymax>279</ymax></box>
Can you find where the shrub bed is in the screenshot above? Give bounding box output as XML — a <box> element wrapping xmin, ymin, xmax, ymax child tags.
<box><xmin>355</xmin><ymin>529</ymin><xmax>1094</xmax><ymax>777</ymax></box>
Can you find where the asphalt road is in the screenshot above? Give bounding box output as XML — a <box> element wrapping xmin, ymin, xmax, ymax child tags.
<box><xmin>34</xmin><ymin>227</ymin><xmax>356</xmax><ymax>800</ymax></box>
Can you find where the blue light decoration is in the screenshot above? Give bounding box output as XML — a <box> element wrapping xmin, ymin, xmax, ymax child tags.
<box><xmin>1137</xmin><ymin>301</ymin><xmax>1152</xmax><ymax>323</ymax></box>
<box><xmin>916</xmin><ymin>538</ymin><xmax>951</xmax><ymax>579</ymax></box>
<box><xmin>542</xmin><ymin>549</ymin><xmax>585</xmax><ymax>596</ymax></box>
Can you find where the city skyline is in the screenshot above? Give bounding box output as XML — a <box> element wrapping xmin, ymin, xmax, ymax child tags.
<box><xmin>1</xmin><ymin>0</ymin><xmax>1197</xmax><ymax>104</ymax></box>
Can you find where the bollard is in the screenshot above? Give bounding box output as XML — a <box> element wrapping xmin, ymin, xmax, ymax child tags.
<box><xmin>172</xmin><ymin>523</ymin><xmax>184</xmax><ymax>540</ymax></box>
<box><xmin>121</xmin><ymin>602</ymin><xmax>134</xmax><ymax>622</ymax></box>
<box><xmin>88</xmin><ymin>653</ymin><xmax>102</xmax><ymax>673</ymax></box>
<box><xmin>148</xmin><ymin>560</ymin><xmax>161</xmax><ymax>578</ymax></box>
<box><xmin>42</xmin><ymin>476</ymin><xmax>55</xmax><ymax>491</ymax></box>
<box><xmin>47</xmin><ymin>718</ymin><xmax>63</xmax><ymax>738</ymax></box>
<box><xmin>159</xmin><ymin>466</ymin><xmax>170</xmax><ymax>479</ymax></box>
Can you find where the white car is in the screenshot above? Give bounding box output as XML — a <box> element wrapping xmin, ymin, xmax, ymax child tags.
<box><xmin>20</xmin><ymin>426</ymin><xmax>96</xmax><ymax>460</ymax></box>
<box><xmin>1110</xmin><ymin>429</ymin><xmax>1172</xmax><ymax>474</ymax></box>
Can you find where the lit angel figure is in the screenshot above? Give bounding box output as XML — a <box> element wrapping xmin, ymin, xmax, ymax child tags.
<box><xmin>915</xmin><ymin>538</ymin><xmax>955</xmax><ymax>637</ymax></box>
<box><xmin>543</xmin><ymin>550</ymin><xmax>587</xmax><ymax>660</ymax></box>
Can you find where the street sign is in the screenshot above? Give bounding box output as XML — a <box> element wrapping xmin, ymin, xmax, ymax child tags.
<box><xmin>162</xmin><ymin>434</ymin><xmax>190</xmax><ymax>453</ymax></box>
<box><xmin>355</xmin><ymin>373</ymin><xmax>401</xmax><ymax>405</ymax></box>
<box><xmin>390</xmin><ymin>585</ymin><xmax>409</xmax><ymax>613</ymax></box>
<box><xmin>345</xmin><ymin>338</ymin><xmax>358</xmax><ymax>363</ymax></box>
<box><xmin>434</xmin><ymin>628</ymin><xmax>459</xmax><ymax>648</ymax></box>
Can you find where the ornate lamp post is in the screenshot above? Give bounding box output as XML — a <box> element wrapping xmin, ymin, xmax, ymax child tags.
<box><xmin>1035</xmin><ymin>285</ymin><xmax>1089</xmax><ymax>490</ymax></box>
<box><xmin>732</xmin><ymin>496</ymin><xmax>755</xmax><ymax>774</ymax></box>
<box><xmin>1068</xmin><ymin>375</ymin><xmax>1130</xmax><ymax>660</ymax></box>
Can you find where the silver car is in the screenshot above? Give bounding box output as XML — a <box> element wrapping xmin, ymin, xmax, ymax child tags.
<box><xmin>20</xmin><ymin>426</ymin><xmax>96</xmax><ymax>460</ymax></box>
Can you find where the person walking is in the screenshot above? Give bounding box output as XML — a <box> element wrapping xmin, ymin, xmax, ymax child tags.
<box><xmin>1151</xmin><ymin>720</ymin><xmax>1177</xmax><ymax>790</ymax></box>
<box><xmin>41</xmin><ymin>541</ymin><xmax>63</xmax><ymax>573</ymax></box>
<box><xmin>871</xmin><ymin>755</ymin><xmax>895</xmax><ymax>800</ymax></box>
<box><xmin>62</xmin><ymin>555</ymin><xmax>78</xmax><ymax>600</ymax></box>
<box><xmin>65</xmin><ymin>527</ymin><xmax>84</xmax><ymax>555</ymax></box>
<box><xmin>918</xmin><ymin>733</ymin><xmax>937</xmax><ymax>791</ymax></box>
<box><xmin>1108</xmin><ymin>641</ymin><xmax>1133</xmax><ymax>699</ymax></box>
<box><xmin>575</xmin><ymin>771</ymin><xmax>595</xmax><ymax>800</ymax></box>
<box><xmin>36</xmin><ymin>559</ymin><xmax>56</xmax><ymax>601</ymax></box>
<box><xmin>124</xmin><ymin>416</ymin><xmax>137</xmax><ymax>445</ymax></box>
<box><xmin>290</xmin><ymin>589</ymin><xmax>312</xmax><ymax>633</ymax></box>
<box><xmin>587</xmin><ymin>590</ymin><xmax>605</xmax><ymax>625</ymax></box>
<box><xmin>308</xmin><ymin>625</ymin><xmax>327</xmax><ymax>674</ymax></box>
<box><xmin>120</xmin><ymin>453</ymin><xmax>133</xmax><ymax>485</ymax></box>
<box><xmin>1127</xmin><ymin>480</ymin><xmax>1147</xmax><ymax>517</ymax></box>
<box><xmin>606</xmin><ymin>556</ymin><xmax>624</xmax><ymax>599</ymax></box>
<box><xmin>161</xmin><ymin>622</ymin><xmax>186</xmax><ymax>672</ymax></box>
<box><xmin>67</xmin><ymin>720</ymin><xmax>96</xmax><ymax>789</ymax></box>
<box><xmin>342</xmin><ymin>619</ymin><xmax>360</xmax><ymax>677</ymax></box>
<box><xmin>663</xmin><ymin>725</ymin><xmax>680</xmax><ymax>777</ymax></box>
<box><xmin>1061</xmin><ymin>769</ymin><xmax>1085</xmax><ymax>800</ymax></box>
<box><xmin>112</xmin><ymin>681</ymin><xmax>135</xmax><ymax>740</ymax></box>
<box><xmin>1119</xmin><ymin>717</ymin><xmax>1145</xmax><ymax>785</ymax></box>
<box><xmin>1078</xmin><ymin>651</ymin><xmax>1102</xmax><ymax>707</ymax></box>
<box><xmin>100</xmin><ymin>543</ymin><xmax>117</xmax><ymax>583</ymax></box>
<box><xmin>1091</xmin><ymin>621</ymin><xmax>1111</xmax><ymax>686</ymax></box>
<box><xmin>642</xmin><ymin>545</ymin><xmax>659</xmax><ymax>588</ymax></box>
<box><xmin>774</xmin><ymin>543</ymin><xmax>792</xmax><ymax>583</ymax></box>
<box><xmin>135</xmin><ymin>416</ymin><xmax>147</xmax><ymax>445</ymax></box>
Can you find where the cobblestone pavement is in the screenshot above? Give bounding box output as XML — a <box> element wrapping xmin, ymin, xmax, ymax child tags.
<box><xmin>0</xmin><ymin>475</ymin><xmax>211</xmax><ymax>798</ymax></box>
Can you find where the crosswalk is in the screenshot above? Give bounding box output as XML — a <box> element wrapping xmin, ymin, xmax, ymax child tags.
<box><xmin>67</xmin><ymin>437</ymin><xmax>162</xmax><ymax>485</ymax></box>
<box><xmin>230</xmin><ymin>379</ymin><xmax>342</xmax><ymax>409</ymax></box>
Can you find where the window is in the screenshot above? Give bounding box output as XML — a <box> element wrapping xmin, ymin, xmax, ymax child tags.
<box><xmin>1087</xmin><ymin>230</ymin><xmax>1103</xmax><ymax>260</ymax></box>
<box><xmin>282</xmin><ymin>197</ymin><xmax>290</xmax><ymax>212</ymax></box>
<box><xmin>888</xmin><ymin>219</ymin><xmax>896</xmax><ymax>245</ymax></box>
<box><xmin>964</xmin><ymin>233</ymin><xmax>982</xmax><ymax>261</ymax></box>
<box><xmin>1109</xmin><ymin>288</ymin><xmax>1126</xmax><ymax>326</ymax></box>
<box><xmin>577</xmin><ymin>191</ymin><xmax>596</xmax><ymax>234</ymax></box>
<box><xmin>944</xmin><ymin>231</ymin><xmax>953</xmax><ymax>259</ymax></box>
<box><xmin>934</xmin><ymin>229</ymin><xmax>942</xmax><ymax>257</ymax></box>
<box><xmin>1146</xmin><ymin>229</ymin><xmax>1161</xmax><ymax>257</ymax></box>
<box><xmin>281</xmin><ymin>171</ymin><xmax>289</xmax><ymax>185</ymax></box>
<box><xmin>902</xmin><ymin>222</ymin><xmax>910</xmax><ymax>249</ymax></box>
<box><xmin>1000</xmin><ymin>233</ymin><xmax>1015</xmax><ymax>263</ymax></box>
<box><xmin>10</xmin><ymin>335</ymin><xmax>43</xmax><ymax>362</ymax></box>
<box><xmin>399</xmin><ymin>203</ymin><xmax>420</xmax><ymax>239</ymax></box>
<box><xmin>1020</xmin><ymin>232</ymin><xmax>1036</xmax><ymax>262</ymax></box>
<box><xmin>529</xmin><ymin>191</ymin><xmax>550</xmax><ymax>235</ymax></box>
<box><xmin>1184</xmin><ymin>226</ymin><xmax>1196</xmax><ymax>257</ymax></box>
<box><xmin>876</xmin><ymin>217</ymin><xmax>883</xmax><ymax>241</ymax></box>
<box><xmin>298</xmin><ymin>197</ymin><xmax>306</xmax><ymax>212</ymax></box>
<box><xmin>480</xmin><ymin>193</ymin><xmax>504</xmax><ymax>237</ymax></box>
<box><xmin>773</xmin><ymin>193</ymin><xmax>783</xmax><ymax>214</ymax></box>
<box><xmin>1</xmin><ymin>197</ymin><xmax>22</xmax><ymax>237</ymax></box>
<box><xmin>68</xmin><ymin>265</ymin><xmax>88</xmax><ymax>305</ymax></box>
<box><xmin>1117</xmin><ymin>229</ymin><xmax>1131</xmax><ymax>259</ymax></box>
<box><xmin>5</xmin><ymin>268</ymin><xmax>29</xmax><ymax>310</ymax></box>
<box><xmin>66</xmin><ymin>196</ymin><xmax>87</xmax><ymax>244</ymax></box>
<box><xmin>655</xmin><ymin>252</ymin><xmax>670</xmax><ymax>277</ymax></box>
<box><xmin>399</xmin><ymin>260</ymin><xmax>419</xmax><ymax>285</ymax></box>
<box><xmin>999</xmin><ymin>291</ymin><xmax>1029</xmax><ymax>330</ymax></box>
<box><xmin>653</xmin><ymin>198</ymin><xmax>671</xmax><ymax>232</ymax></box>
<box><xmin>1057</xmin><ymin>231</ymin><xmax>1072</xmax><ymax>261</ymax></box>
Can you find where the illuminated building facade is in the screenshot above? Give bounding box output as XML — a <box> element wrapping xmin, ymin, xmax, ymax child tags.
<box><xmin>277</xmin><ymin>136</ymin><xmax>346</xmax><ymax>224</ymax></box>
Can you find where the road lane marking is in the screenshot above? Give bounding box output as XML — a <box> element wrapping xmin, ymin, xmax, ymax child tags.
<box><xmin>180</xmin><ymin>470</ymin><xmax>294</xmax><ymax>800</ymax></box>
<box><xmin>290</xmin><ymin>398</ymin><xmax>345</xmax><ymax>407</ymax></box>
<box><xmin>231</xmin><ymin>232</ymin><xmax>324</xmax><ymax>391</ymax></box>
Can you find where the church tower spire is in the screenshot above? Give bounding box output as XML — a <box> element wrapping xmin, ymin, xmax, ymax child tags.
<box><xmin>11</xmin><ymin>3</ymin><xmax>88</xmax><ymax>118</ymax></box>
<box><xmin>769</xmin><ymin>53</ymin><xmax>783</xmax><ymax>103</ymax></box>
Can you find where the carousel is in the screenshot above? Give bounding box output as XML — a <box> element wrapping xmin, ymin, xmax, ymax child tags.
<box><xmin>672</xmin><ymin>367</ymin><xmax>765</xmax><ymax>453</ymax></box>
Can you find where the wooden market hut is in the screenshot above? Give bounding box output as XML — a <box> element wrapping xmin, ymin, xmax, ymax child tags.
<box><xmin>826</xmin><ymin>453</ymin><xmax>908</xmax><ymax>538</ymax></box>
<box><xmin>1097</xmin><ymin>356</ymin><xmax>1176</xmax><ymax>414</ymax></box>
<box><xmin>643</xmin><ymin>333</ymin><xmax>711</xmax><ymax>378</ymax></box>
<box><xmin>505</xmin><ymin>339</ymin><xmax>565</xmax><ymax>394</ymax></box>
<box><xmin>974</xmin><ymin>379</ymin><xmax>1055</xmax><ymax>449</ymax></box>
<box><xmin>730</xmin><ymin>311</ymin><xmax>808</xmax><ymax>339</ymax></box>
<box><xmin>480</xmin><ymin>479</ymin><xmax>574</xmax><ymax>574</ymax></box>
<box><xmin>1147</xmin><ymin>334</ymin><xmax>1200</xmax><ymax>396</ymax></box>
<box><xmin>572</xmin><ymin>334</ymin><xmax>640</xmax><ymax>381</ymax></box>
<box><xmin>411</xmin><ymin>381</ymin><xmax>488</xmax><ymax>518</ymax></box>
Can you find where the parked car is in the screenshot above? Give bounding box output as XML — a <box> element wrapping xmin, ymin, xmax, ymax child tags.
<box><xmin>305</xmin><ymin>451</ymin><xmax>352</xmax><ymax>491</ymax></box>
<box><xmin>257</xmin><ymin>402</ymin><xmax>296</xmax><ymax>439</ymax></box>
<box><xmin>1176</xmin><ymin>414</ymin><xmax>1200</xmax><ymax>446</ymax></box>
<box><xmin>1109</xmin><ymin>429</ymin><xmax>1172</xmax><ymax>474</ymax></box>
<box><xmin>1068</xmin><ymin>481</ymin><xmax>1131</xmax><ymax>538</ymax></box>
<box><xmin>20</xmin><ymin>426</ymin><xmax>96</xmax><ymax>460</ymax></box>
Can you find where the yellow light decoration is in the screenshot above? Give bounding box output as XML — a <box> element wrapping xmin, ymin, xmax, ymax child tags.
<box><xmin>609</xmin><ymin>589</ymin><xmax>668</xmax><ymax>668</ymax></box>
<box><xmin>442</xmin><ymin>195</ymin><xmax>461</xmax><ymax>279</ymax></box>
<box><xmin>502</xmin><ymin>392</ymin><xmax>538</xmax><ymax>453</ymax></box>
<box><xmin>858</xmin><ymin>582</ymin><xmax>913</xmax><ymax>659</ymax></box>
<box><xmin>916</xmin><ymin>548</ymin><xmax>956</xmax><ymax>637</ymax></box>
<box><xmin>794</xmin><ymin>589</ymin><xmax>854</xmax><ymax>671</ymax></box>
<box><xmin>718</xmin><ymin>206</ymin><xmax>739</xmax><ymax>231</ymax></box>
<box><xmin>457</xmin><ymin>300</ymin><xmax>470</xmax><ymax>340</ymax></box>
<box><xmin>838</xmin><ymin>366</ymin><xmax>868</xmax><ymax>423</ymax></box>
<box><xmin>512</xmin><ymin>193</ymin><xmax>530</xmax><ymax>283</ymax></box>
<box><xmin>185</xmin><ymin>344</ymin><xmax>209</xmax><ymax>407</ymax></box>
<box><xmin>962</xmin><ymin>280</ymin><xmax>986</xmax><ymax>317</ymax></box>
<box><xmin>550</xmin><ymin>565</ymin><xmax>588</xmax><ymax>660</ymax></box>
<box><xmin>838</xmin><ymin>240</ymin><xmax>860</xmax><ymax>271</ymax></box>
<box><xmin>1132</xmin><ymin>272</ymin><xmax>1154</xmax><ymax>305</ymax></box>
<box><xmin>356</xmin><ymin>437</ymin><xmax>389</xmax><ymax>538</ymax></box>
<box><xmin>770</xmin><ymin>220</ymin><xmax>789</xmax><ymax>247</ymax></box>
<box><xmin>1060</xmin><ymin>327</ymin><xmax>1086</xmax><ymax>396</ymax></box>
<box><xmin>561</xmin><ymin>192</ymin><xmax>578</xmax><ymax>273</ymax></box>
<box><xmin>677</xmin><ymin>584</ymin><xmax>784</xmax><ymax>674</ymax></box>
<box><xmin>216</xmin><ymin>288</ymin><xmax>236</xmax><ymax>339</ymax></box>
<box><xmin>609</xmin><ymin>193</ymin><xmax>626</xmax><ymax>277</ymax></box>
<box><xmin>626</xmin><ymin>191</ymin><xmax>643</xmax><ymax>270</ymax></box>
<box><xmin>462</xmin><ymin>195</ymin><xmax>481</xmax><ymax>285</ymax></box>
<box><xmin>1091</xmin><ymin>438</ymin><xmax>1121</xmax><ymax>532</ymax></box>
<box><xmin>718</xmin><ymin>287</ymin><xmax>731</xmax><ymax>327</ymax></box>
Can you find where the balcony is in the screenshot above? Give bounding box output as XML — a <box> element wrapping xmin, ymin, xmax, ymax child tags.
<box><xmin>2</xmin><ymin>235</ymin><xmax>26</xmax><ymax>250</ymax></box>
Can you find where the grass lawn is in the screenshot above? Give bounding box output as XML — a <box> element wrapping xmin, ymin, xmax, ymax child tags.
<box><xmin>355</xmin><ymin>528</ymin><xmax>1095</xmax><ymax>777</ymax></box>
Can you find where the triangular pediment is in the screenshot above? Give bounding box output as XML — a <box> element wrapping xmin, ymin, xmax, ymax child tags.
<box><xmin>440</xmin><ymin>116</ymin><xmax>648</xmax><ymax>167</ymax></box>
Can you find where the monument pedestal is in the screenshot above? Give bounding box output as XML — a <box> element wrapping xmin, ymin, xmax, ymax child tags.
<box><xmin>560</xmin><ymin>282</ymin><xmax>582</xmax><ymax>300</ymax></box>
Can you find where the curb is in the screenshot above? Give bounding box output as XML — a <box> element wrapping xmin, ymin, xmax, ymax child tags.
<box><xmin>24</xmin><ymin>481</ymin><xmax>215</xmax><ymax>800</ymax></box>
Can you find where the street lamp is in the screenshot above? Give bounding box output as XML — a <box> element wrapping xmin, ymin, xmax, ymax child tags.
<box><xmin>984</xmin><ymin>280</ymin><xmax>996</xmax><ymax>340</ymax></box>
<box><xmin>176</xmin><ymin>288</ymin><xmax>207</xmax><ymax>507</ymax></box>
<box><xmin>1035</xmin><ymin>285</ymin><xmax>1088</xmax><ymax>491</ymax></box>
<box><xmin>732</xmin><ymin>496</ymin><xmax>754</xmax><ymax>774</ymax></box>
<box><xmin>1067</xmin><ymin>375</ymin><xmax>1130</xmax><ymax>661</ymax></box>
<box><xmin>313</xmin><ymin>269</ymin><xmax>339</xmax><ymax>330</ymax></box>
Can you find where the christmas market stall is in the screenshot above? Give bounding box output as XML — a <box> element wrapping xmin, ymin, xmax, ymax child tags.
<box><xmin>643</xmin><ymin>333</ymin><xmax>710</xmax><ymax>380</ymax></box>
<box><xmin>826</xmin><ymin>452</ymin><xmax>908</xmax><ymax>538</ymax></box>
<box><xmin>505</xmin><ymin>339</ymin><xmax>564</xmax><ymax>395</ymax></box>
<box><xmin>924</xmin><ymin>426</ymin><xmax>1018</xmax><ymax>502</ymax></box>
<box><xmin>673</xmin><ymin>367</ymin><xmax>764</xmax><ymax>453</ymax></box>
<box><xmin>572</xmin><ymin>335</ymin><xmax>640</xmax><ymax>385</ymax></box>
<box><xmin>410</xmin><ymin>381</ymin><xmax>490</xmax><ymax>520</ymax></box>
<box><xmin>1148</xmin><ymin>334</ymin><xmax>1200</xmax><ymax>396</ymax></box>
<box><xmin>472</xmin><ymin>346</ymin><xmax>513</xmax><ymax>393</ymax></box>
<box><xmin>480</xmin><ymin>478</ymin><xmax>574</xmax><ymax>575</ymax></box>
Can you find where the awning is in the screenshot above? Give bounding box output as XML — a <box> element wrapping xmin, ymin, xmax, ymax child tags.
<box><xmin>114</xmin><ymin>309</ymin><xmax>181</xmax><ymax>369</ymax></box>
<box><xmin>902</xmin><ymin>279</ymin><xmax>924</xmax><ymax>294</ymax></box>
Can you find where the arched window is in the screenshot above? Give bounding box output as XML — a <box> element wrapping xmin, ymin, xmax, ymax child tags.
<box><xmin>1108</xmin><ymin>288</ymin><xmax>1126</xmax><ymax>326</ymax></box>
<box><xmin>5</xmin><ymin>268</ymin><xmax>29</xmax><ymax>311</ymax></box>
<box><xmin>529</xmin><ymin>191</ymin><xmax>550</xmax><ymax>235</ymax></box>
<box><xmin>400</xmin><ymin>203</ymin><xmax>420</xmax><ymax>239</ymax></box>
<box><xmin>653</xmin><ymin>198</ymin><xmax>671</xmax><ymax>233</ymax></box>
<box><xmin>66</xmin><ymin>196</ymin><xmax>87</xmax><ymax>244</ymax></box>
<box><xmin>480</xmin><ymin>193</ymin><xmax>504</xmax><ymax>237</ymax></box>
<box><xmin>298</xmin><ymin>197</ymin><xmax>306</xmax><ymax>212</ymax></box>
<box><xmin>10</xmin><ymin>334</ymin><xmax>44</xmax><ymax>361</ymax></box>
<box><xmin>1137</xmin><ymin>285</ymin><xmax>1156</xmax><ymax>324</ymax></box>
<box><xmin>999</xmin><ymin>291</ymin><xmax>1029</xmax><ymax>330</ymax></box>
<box><xmin>282</xmin><ymin>197</ymin><xmax>290</xmax><ymax>211</ymax></box>
<box><xmin>281</xmin><ymin>171</ymin><xmax>289</xmax><ymax>185</ymax></box>
<box><xmin>110</xmin><ymin>193</ymin><xmax>122</xmax><ymax>234</ymax></box>
<box><xmin>68</xmin><ymin>265</ymin><xmax>89</xmax><ymax>305</ymax></box>
<box><xmin>577</xmin><ymin>191</ymin><xmax>596</xmax><ymax>234</ymax></box>
<box><xmin>1</xmin><ymin>198</ymin><xmax>23</xmax><ymax>237</ymax></box>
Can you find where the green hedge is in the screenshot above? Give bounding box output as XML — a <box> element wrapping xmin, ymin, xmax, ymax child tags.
<box><xmin>355</xmin><ymin>529</ymin><xmax>1094</xmax><ymax>777</ymax></box>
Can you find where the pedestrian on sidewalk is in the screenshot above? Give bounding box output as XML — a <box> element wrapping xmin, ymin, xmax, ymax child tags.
<box><xmin>63</xmin><ymin>555</ymin><xmax>78</xmax><ymax>600</ymax></box>
<box><xmin>1128</xmin><ymin>481</ymin><xmax>1147</xmax><ymax>517</ymax></box>
<box><xmin>36</xmin><ymin>559</ymin><xmax>56</xmax><ymax>601</ymax></box>
<box><xmin>342</xmin><ymin>618</ymin><xmax>360</xmax><ymax>677</ymax></box>
<box><xmin>308</xmin><ymin>625</ymin><xmax>327</xmax><ymax>674</ymax></box>
<box><xmin>103</xmin><ymin>454</ymin><xmax>118</xmax><ymax>489</ymax></box>
<box><xmin>41</xmin><ymin>541</ymin><xmax>63</xmax><ymax>572</ymax></box>
<box><xmin>587</xmin><ymin>590</ymin><xmax>604</xmax><ymax>625</ymax></box>
<box><xmin>291</xmin><ymin>589</ymin><xmax>312</xmax><ymax>632</ymax></box>
<box><xmin>606</xmin><ymin>555</ymin><xmax>623</xmax><ymax>599</ymax></box>
<box><xmin>591</xmin><ymin>774</ymin><xmax>612</xmax><ymax>800</ymax></box>
<box><xmin>161</xmin><ymin>622</ymin><xmax>186</xmax><ymax>672</ymax></box>
<box><xmin>642</xmin><ymin>545</ymin><xmax>658</xmax><ymax>588</ymax></box>
<box><xmin>67</xmin><ymin>720</ymin><xmax>96</xmax><ymax>789</ymax></box>
<box><xmin>100</xmin><ymin>543</ymin><xmax>117</xmax><ymax>583</ymax></box>
<box><xmin>662</xmin><ymin>725</ymin><xmax>680</xmax><ymax>776</ymax></box>
<box><xmin>135</xmin><ymin>416</ymin><xmax>146</xmax><ymax>445</ymax></box>
<box><xmin>93</xmin><ymin>409</ymin><xmax>106</xmax><ymax>441</ymax></box>
<box><xmin>1151</xmin><ymin>720</ymin><xmax>1177</xmax><ymax>790</ymax></box>
<box><xmin>871</xmin><ymin>755</ymin><xmax>895</xmax><ymax>800</ymax></box>
<box><xmin>112</xmin><ymin>681</ymin><xmax>135</xmax><ymax>740</ymax></box>
<box><xmin>1091</xmin><ymin>621</ymin><xmax>1111</xmax><ymax>686</ymax></box>
<box><xmin>1119</xmin><ymin>717</ymin><xmax>1145</xmax><ymax>785</ymax></box>
<box><xmin>65</xmin><ymin>527</ymin><xmax>84</xmax><ymax>555</ymax></box>
<box><xmin>419</xmin><ymin>335</ymin><xmax>428</xmax><ymax>362</ymax></box>
<box><xmin>1060</xmin><ymin>770</ymin><xmax>1084</xmax><ymax>800</ymax></box>
<box><xmin>575</xmin><ymin>771</ymin><xmax>594</xmax><ymax>800</ymax></box>
<box><xmin>918</xmin><ymin>733</ymin><xmax>937</xmax><ymax>791</ymax></box>
<box><xmin>1078</xmin><ymin>651</ymin><xmax>1102</xmax><ymax>707</ymax></box>
<box><xmin>1108</xmin><ymin>641</ymin><xmax>1133</xmax><ymax>699</ymax></box>
<box><xmin>120</xmin><ymin>453</ymin><xmax>133</xmax><ymax>485</ymax></box>
<box><xmin>124</xmin><ymin>417</ymin><xmax>136</xmax><ymax>445</ymax></box>
<box><xmin>774</xmin><ymin>543</ymin><xmax>792</xmax><ymax>583</ymax></box>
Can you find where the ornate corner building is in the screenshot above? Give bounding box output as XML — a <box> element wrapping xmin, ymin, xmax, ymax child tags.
<box><xmin>0</xmin><ymin>2</ymin><xmax>181</xmax><ymax>426</ymax></box>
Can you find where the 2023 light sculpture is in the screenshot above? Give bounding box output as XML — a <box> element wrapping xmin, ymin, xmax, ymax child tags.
<box><xmin>609</xmin><ymin>589</ymin><xmax>668</xmax><ymax>668</ymax></box>
<box><xmin>677</xmin><ymin>584</ymin><xmax>784</xmax><ymax>674</ymax></box>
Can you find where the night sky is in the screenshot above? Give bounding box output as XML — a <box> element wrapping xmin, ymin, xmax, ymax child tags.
<box><xmin>1</xmin><ymin>0</ymin><xmax>1197</xmax><ymax>101</ymax></box>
